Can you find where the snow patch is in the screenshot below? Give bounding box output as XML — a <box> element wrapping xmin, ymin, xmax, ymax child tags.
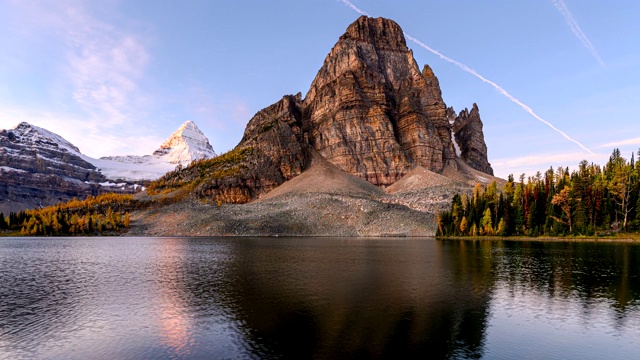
<box><xmin>88</xmin><ymin>120</ymin><xmax>217</xmax><ymax>181</ymax></box>
<box><xmin>451</xmin><ymin>131</ymin><xmax>462</xmax><ymax>157</ymax></box>
<box><xmin>84</xmin><ymin>155</ymin><xmax>176</xmax><ymax>182</ymax></box>
<box><xmin>0</xmin><ymin>166</ymin><xmax>27</xmax><ymax>173</ymax></box>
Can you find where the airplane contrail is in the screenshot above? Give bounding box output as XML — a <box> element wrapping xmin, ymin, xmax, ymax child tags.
<box><xmin>551</xmin><ymin>0</ymin><xmax>605</xmax><ymax>67</ymax></box>
<box><xmin>338</xmin><ymin>0</ymin><xmax>594</xmax><ymax>155</ymax></box>
<box><xmin>338</xmin><ymin>0</ymin><xmax>368</xmax><ymax>16</ymax></box>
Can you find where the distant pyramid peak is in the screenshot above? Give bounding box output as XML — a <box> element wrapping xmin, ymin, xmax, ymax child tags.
<box><xmin>152</xmin><ymin>121</ymin><xmax>217</xmax><ymax>165</ymax></box>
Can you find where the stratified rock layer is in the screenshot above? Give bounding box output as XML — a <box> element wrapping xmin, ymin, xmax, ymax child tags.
<box><xmin>303</xmin><ymin>16</ymin><xmax>455</xmax><ymax>185</ymax></box>
<box><xmin>452</xmin><ymin>104</ymin><xmax>493</xmax><ymax>176</ymax></box>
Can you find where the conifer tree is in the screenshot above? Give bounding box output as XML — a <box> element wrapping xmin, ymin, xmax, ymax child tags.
<box><xmin>482</xmin><ymin>208</ymin><xmax>493</xmax><ymax>235</ymax></box>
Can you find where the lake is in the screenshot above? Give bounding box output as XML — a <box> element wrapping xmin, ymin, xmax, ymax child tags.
<box><xmin>0</xmin><ymin>237</ymin><xmax>639</xmax><ymax>359</ymax></box>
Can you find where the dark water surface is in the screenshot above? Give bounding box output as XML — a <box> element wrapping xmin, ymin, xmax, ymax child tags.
<box><xmin>1</xmin><ymin>237</ymin><xmax>639</xmax><ymax>359</ymax></box>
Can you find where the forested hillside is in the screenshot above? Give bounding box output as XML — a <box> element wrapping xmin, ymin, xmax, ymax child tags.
<box><xmin>0</xmin><ymin>194</ymin><xmax>138</xmax><ymax>236</ymax></box>
<box><xmin>437</xmin><ymin>149</ymin><xmax>640</xmax><ymax>237</ymax></box>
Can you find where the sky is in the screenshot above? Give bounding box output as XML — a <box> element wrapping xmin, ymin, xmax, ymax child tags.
<box><xmin>1</xmin><ymin>0</ymin><xmax>640</xmax><ymax>179</ymax></box>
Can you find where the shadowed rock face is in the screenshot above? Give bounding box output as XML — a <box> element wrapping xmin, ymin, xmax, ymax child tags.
<box><xmin>452</xmin><ymin>104</ymin><xmax>493</xmax><ymax>176</ymax></box>
<box><xmin>302</xmin><ymin>16</ymin><xmax>455</xmax><ymax>185</ymax></box>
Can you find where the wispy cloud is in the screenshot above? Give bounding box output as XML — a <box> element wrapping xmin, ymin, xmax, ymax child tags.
<box><xmin>551</xmin><ymin>0</ymin><xmax>605</xmax><ymax>67</ymax></box>
<box><xmin>599</xmin><ymin>137</ymin><xmax>640</xmax><ymax>149</ymax></box>
<box><xmin>1</xmin><ymin>1</ymin><xmax>157</xmax><ymax>156</ymax></box>
<box><xmin>59</xmin><ymin>4</ymin><xmax>149</xmax><ymax>125</ymax></box>
<box><xmin>492</xmin><ymin>151</ymin><xmax>608</xmax><ymax>178</ymax></box>
<box><xmin>338</xmin><ymin>0</ymin><xmax>594</xmax><ymax>155</ymax></box>
<box><xmin>6</xmin><ymin>1</ymin><xmax>149</xmax><ymax>126</ymax></box>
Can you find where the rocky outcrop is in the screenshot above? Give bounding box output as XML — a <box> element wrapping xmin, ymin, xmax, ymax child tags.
<box><xmin>452</xmin><ymin>104</ymin><xmax>493</xmax><ymax>175</ymax></box>
<box><xmin>0</xmin><ymin>171</ymin><xmax>108</xmax><ymax>214</ymax></box>
<box><xmin>303</xmin><ymin>16</ymin><xmax>456</xmax><ymax>185</ymax></box>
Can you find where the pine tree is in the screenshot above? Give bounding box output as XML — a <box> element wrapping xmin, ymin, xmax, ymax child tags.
<box><xmin>497</xmin><ymin>218</ymin><xmax>507</xmax><ymax>236</ymax></box>
<box><xmin>482</xmin><ymin>208</ymin><xmax>493</xmax><ymax>235</ymax></box>
<box><xmin>460</xmin><ymin>216</ymin><xmax>468</xmax><ymax>235</ymax></box>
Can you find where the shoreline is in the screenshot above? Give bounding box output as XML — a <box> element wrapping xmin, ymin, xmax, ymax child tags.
<box><xmin>437</xmin><ymin>235</ymin><xmax>640</xmax><ymax>243</ymax></box>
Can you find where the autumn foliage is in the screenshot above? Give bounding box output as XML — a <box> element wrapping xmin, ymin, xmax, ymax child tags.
<box><xmin>2</xmin><ymin>193</ymin><xmax>139</xmax><ymax>236</ymax></box>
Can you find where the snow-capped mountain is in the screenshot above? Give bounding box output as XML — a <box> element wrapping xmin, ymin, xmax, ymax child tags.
<box><xmin>95</xmin><ymin>120</ymin><xmax>217</xmax><ymax>181</ymax></box>
<box><xmin>0</xmin><ymin>122</ymin><xmax>109</xmax><ymax>213</ymax></box>
<box><xmin>0</xmin><ymin>121</ymin><xmax>217</xmax><ymax>213</ymax></box>
<box><xmin>4</xmin><ymin>122</ymin><xmax>82</xmax><ymax>155</ymax></box>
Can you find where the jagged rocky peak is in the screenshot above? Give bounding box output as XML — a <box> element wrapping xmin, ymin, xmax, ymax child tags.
<box><xmin>303</xmin><ymin>16</ymin><xmax>455</xmax><ymax>185</ymax></box>
<box><xmin>0</xmin><ymin>122</ymin><xmax>99</xmax><ymax>175</ymax></box>
<box><xmin>0</xmin><ymin>122</ymin><xmax>110</xmax><ymax>214</ymax></box>
<box><xmin>4</xmin><ymin>121</ymin><xmax>81</xmax><ymax>154</ymax></box>
<box><xmin>152</xmin><ymin>120</ymin><xmax>217</xmax><ymax>165</ymax></box>
<box><xmin>341</xmin><ymin>15</ymin><xmax>407</xmax><ymax>48</ymax></box>
<box><xmin>452</xmin><ymin>104</ymin><xmax>494</xmax><ymax>176</ymax></box>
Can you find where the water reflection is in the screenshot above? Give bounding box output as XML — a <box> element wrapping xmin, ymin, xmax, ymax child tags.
<box><xmin>152</xmin><ymin>238</ymin><xmax>193</xmax><ymax>356</ymax></box>
<box><xmin>210</xmin><ymin>238</ymin><xmax>495</xmax><ymax>358</ymax></box>
<box><xmin>0</xmin><ymin>237</ymin><xmax>639</xmax><ymax>359</ymax></box>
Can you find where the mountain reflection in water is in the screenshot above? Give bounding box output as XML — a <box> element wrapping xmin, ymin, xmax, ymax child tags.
<box><xmin>0</xmin><ymin>237</ymin><xmax>638</xmax><ymax>359</ymax></box>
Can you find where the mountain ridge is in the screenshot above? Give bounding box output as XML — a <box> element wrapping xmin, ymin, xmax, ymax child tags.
<box><xmin>0</xmin><ymin>120</ymin><xmax>217</xmax><ymax>213</ymax></box>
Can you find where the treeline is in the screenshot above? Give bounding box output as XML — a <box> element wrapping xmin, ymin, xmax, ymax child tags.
<box><xmin>147</xmin><ymin>146</ymin><xmax>252</xmax><ymax>196</ymax></box>
<box><xmin>0</xmin><ymin>193</ymin><xmax>139</xmax><ymax>236</ymax></box>
<box><xmin>438</xmin><ymin>149</ymin><xmax>640</xmax><ymax>237</ymax></box>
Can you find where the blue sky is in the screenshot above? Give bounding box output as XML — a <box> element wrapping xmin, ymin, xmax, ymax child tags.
<box><xmin>1</xmin><ymin>0</ymin><xmax>639</xmax><ymax>178</ymax></box>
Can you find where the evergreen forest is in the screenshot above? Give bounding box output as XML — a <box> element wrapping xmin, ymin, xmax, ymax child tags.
<box><xmin>437</xmin><ymin>149</ymin><xmax>640</xmax><ymax>237</ymax></box>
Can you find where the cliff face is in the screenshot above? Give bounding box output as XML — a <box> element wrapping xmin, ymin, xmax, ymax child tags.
<box><xmin>452</xmin><ymin>104</ymin><xmax>493</xmax><ymax>176</ymax></box>
<box><xmin>303</xmin><ymin>17</ymin><xmax>455</xmax><ymax>185</ymax></box>
<box><xmin>150</xmin><ymin>16</ymin><xmax>494</xmax><ymax>204</ymax></box>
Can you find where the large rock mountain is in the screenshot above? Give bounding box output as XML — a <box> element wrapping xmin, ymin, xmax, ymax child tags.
<box><xmin>304</xmin><ymin>18</ymin><xmax>456</xmax><ymax>185</ymax></box>
<box><xmin>153</xmin><ymin>16</ymin><xmax>493</xmax><ymax>204</ymax></box>
<box><xmin>0</xmin><ymin>121</ymin><xmax>216</xmax><ymax>213</ymax></box>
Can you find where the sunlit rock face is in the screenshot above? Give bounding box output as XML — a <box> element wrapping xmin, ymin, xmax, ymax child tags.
<box><xmin>302</xmin><ymin>16</ymin><xmax>456</xmax><ymax>185</ymax></box>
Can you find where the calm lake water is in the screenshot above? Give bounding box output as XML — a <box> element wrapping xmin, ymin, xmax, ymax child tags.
<box><xmin>0</xmin><ymin>237</ymin><xmax>639</xmax><ymax>359</ymax></box>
